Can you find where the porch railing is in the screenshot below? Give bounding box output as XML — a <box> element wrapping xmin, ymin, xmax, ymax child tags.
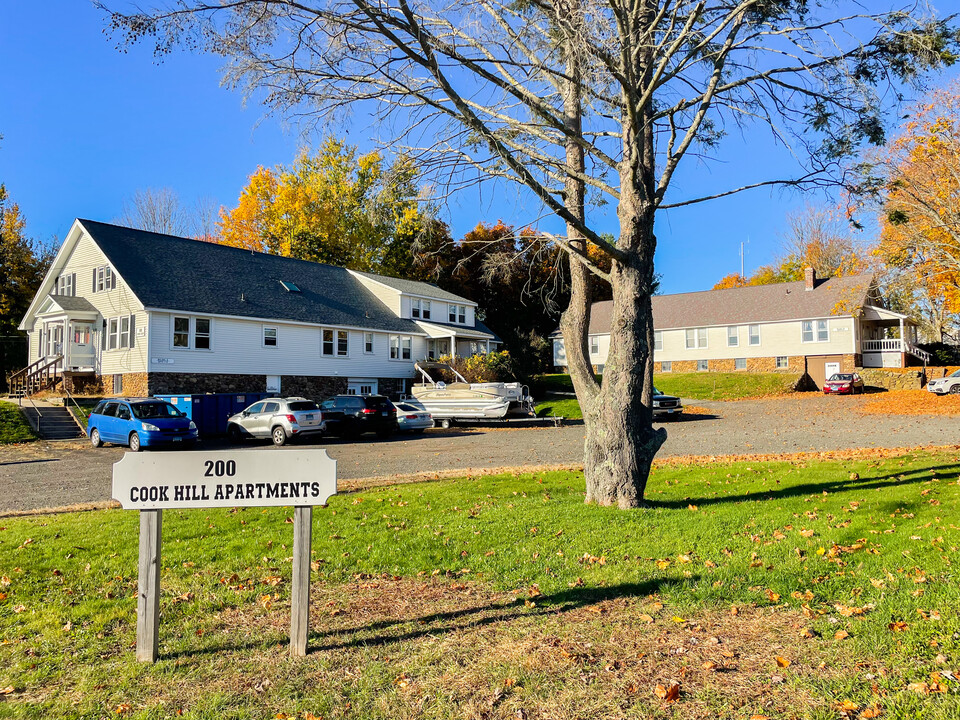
<box><xmin>862</xmin><ymin>339</ymin><xmax>904</xmax><ymax>352</ymax></box>
<box><xmin>7</xmin><ymin>355</ymin><xmax>64</xmax><ymax>397</ymax></box>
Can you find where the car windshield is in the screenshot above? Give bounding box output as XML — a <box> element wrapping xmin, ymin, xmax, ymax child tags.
<box><xmin>951</xmin><ymin>369</ymin><xmax>960</xmax><ymax>378</ymax></box>
<box><xmin>131</xmin><ymin>402</ymin><xmax>184</xmax><ymax>419</ymax></box>
<box><xmin>288</xmin><ymin>401</ymin><xmax>319</xmax><ymax>412</ymax></box>
<box><xmin>828</xmin><ymin>374</ymin><xmax>853</xmax><ymax>382</ymax></box>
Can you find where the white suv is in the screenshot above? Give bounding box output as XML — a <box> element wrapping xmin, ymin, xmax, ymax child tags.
<box><xmin>927</xmin><ymin>369</ymin><xmax>960</xmax><ymax>395</ymax></box>
<box><xmin>226</xmin><ymin>397</ymin><xmax>325</xmax><ymax>446</ymax></box>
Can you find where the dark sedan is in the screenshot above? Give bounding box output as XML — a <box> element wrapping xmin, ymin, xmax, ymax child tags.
<box><xmin>823</xmin><ymin>373</ymin><xmax>864</xmax><ymax>395</ymax></box>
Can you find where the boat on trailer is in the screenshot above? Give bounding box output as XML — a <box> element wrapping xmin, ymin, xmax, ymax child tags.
<box><xmin>405</xmin><ymin>362</ymin><xmax>535</xmax><ymax>426</ymax></box>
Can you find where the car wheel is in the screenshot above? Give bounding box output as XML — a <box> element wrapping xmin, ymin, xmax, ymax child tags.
<box><xmin>129</xmin><ymin>432</ymin><xmax>142</xmax><ymax>453</ymax></box>
<box><xmin>272</xmin><ymin>426</ymin><xmax>288</xmax><ymax>446</ymax></box>
<box><xmin>227</xmin><ymin>424</ymin><xmax>242</xmax><ymax>443</ymax></box>
<box><xmin>439</xmin><ymin>418</ymin><xmax>453</xmax><ymax>429</ymax></box>
<box><xmin>90</xmin><ymin>428</ymin><xmax>102</xmax><ymax>448</ymax></box>
<box><xmin>950</xmin><ymin>385</ymin><xmax>960</xmax><ymax>395</ymax></box>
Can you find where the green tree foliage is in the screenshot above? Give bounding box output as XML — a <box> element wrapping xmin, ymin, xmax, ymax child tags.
<box><xmin>0</xmin><ymin>184</ymin><xmax>53</xmax><ymax>389</ymax></box>
<box><xmin>219</xmin><ymin>138</ymin><xmax>448</xmax><ymax>278</ymax></box>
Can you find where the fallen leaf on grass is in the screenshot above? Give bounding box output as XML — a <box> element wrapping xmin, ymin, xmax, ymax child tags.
<box><xmin>702</xmin><ymin>661</ymin><xmax>718</xmax><ymax>671</ymax></box>
<box><xmin>654</xmin><ymin>683</ymin><xmax>680</xmax><ymax>702</ymax></box>
<box><xmin>115</xmin><ymin>704</ymin><xmax>132</xmax><ymax>715</ymax></box>
<box><xmin>766</xmin><ymin>589</ymin><xmax>780</xmax><ymax>603</ymax></box>
<box><xmin>638</xmin><ymin>614</ymin><xmax>654</xmax><ymax>624</ymax></box>
<box><xmin>0</xmin><ymin>686</ymin><xmax>15</xmax><ymax>696</ymax></box>
<box><xmin>888</xmin><ymin>621</ymin><xmax>908</xmax><ymax>633</ymax></box>
<box><xmin>834</xmin><ymin>630</ymin><xmax>850</xmax><ymax>640</ymax></box>
<box><xmin>775</xmin><ymin>656</ymin><xmax>791</xmax><ymax>668</ymax></box>
<box><xmin>730</xmin><ymin>606</ymin><xmax>739</xmax><ymax>616</ymax></box>
<box><xmin>258</xmin><ymin>595</ymin><xmax>273</xmax><ymax>610</ymax></box>
<box><xmin>860</xmin><ymin>704</ymin><xmax>882</xmax><ymax>718</ymax></box>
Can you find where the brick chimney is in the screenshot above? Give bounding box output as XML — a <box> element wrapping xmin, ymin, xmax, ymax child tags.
<box><xmin>804</xmin><ymin>266</ymin><xmax>815</xmax><ymax>291</ymax></box>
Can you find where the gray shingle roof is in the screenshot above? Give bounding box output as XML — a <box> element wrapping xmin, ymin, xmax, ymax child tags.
<box><xmin>551</xmin><ymin>274</ymin><xmax>875</xmax><ymax>336</ymax></box>
<box><xmin>350</xmin><ymin>270</ymin><xmax>472</xmax><ymax>303</ymax></box>
<box><xmin>78</xmin><ymin>220</ymin><xmax>425</xmax><ymax>334</ymax></box>
<box><xmin>48</xmin><ymin>295</ymin><xmax>98</xmax><ymax>312</ymax></box>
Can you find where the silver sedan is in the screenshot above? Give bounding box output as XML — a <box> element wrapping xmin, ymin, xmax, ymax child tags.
<box><xmin>395</xmin><ymin>403</ymin><xmax>433</xmax><ymax>433</ymax></box>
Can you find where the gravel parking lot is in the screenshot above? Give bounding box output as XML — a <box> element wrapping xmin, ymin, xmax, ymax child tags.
<box><xmin>3</xmin><ymin>393</ymin><xmax>959</xmax><ymax>513</ymax></box>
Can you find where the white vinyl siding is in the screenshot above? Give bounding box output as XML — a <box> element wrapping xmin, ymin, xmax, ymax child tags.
<box><xmin>554</xmin><ymin>316</ymin><xmax>855</xmax><ymax>368</ymax></box>
<box><xmin>149</xmin><ymin>314</ymin><xmax>425</xmax><ymax>378</ymax></box>
<box><xmin>25</xmin><ymin>229</ymin><xmax>148</xmax><ymax>374</ymax></box>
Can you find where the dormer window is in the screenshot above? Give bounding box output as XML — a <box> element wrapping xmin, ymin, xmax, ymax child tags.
<box><xmin>412</xmin><ymin>299</ymin><xmax>432</xmax><ymax>320</ymax></box>
<box><xmin>449</xmin><ymin>304</ymin><xmax>466</xmax><ymax>324</ymax></box>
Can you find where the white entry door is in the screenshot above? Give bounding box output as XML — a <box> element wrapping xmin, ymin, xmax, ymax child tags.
<box><xmin>347</xmin><ymin>379</ymin><xmax>378</xmax><ymax>396</ymax></box>
<box><xmin>824</xmin><ymin>362</ymin><xmax>841</xmax><ymax>380</ymax></box>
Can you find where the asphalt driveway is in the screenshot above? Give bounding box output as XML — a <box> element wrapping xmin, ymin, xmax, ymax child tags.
<box><xmin>2</xmin><ymin>393</ymin><xmax>959</xmax><ymax>513</ymax></box>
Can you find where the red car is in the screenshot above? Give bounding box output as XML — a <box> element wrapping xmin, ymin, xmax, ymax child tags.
<box><xmin>823</xmin><ymin>373</ymin><xmax>864</xmax><ymax>395</ymax></box>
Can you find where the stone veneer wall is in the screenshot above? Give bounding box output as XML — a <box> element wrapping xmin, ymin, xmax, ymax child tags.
<box><xmin>146</xmin><ymin>372</ymin><xmax>268</xmax><ymax>396</ymax></box>
<box><xmin>278</xmin><ymin>376</ymin><xmax>348</xmax><ymax>400</ymax></box>
<box><xmin>377</xmin><ymin>377</ymin><xmax>411</xmax><ymax>399</ymax></box>
<box><xmin>857</xmin><ymin>368</ymin><xmax>924</xmax><ymax>391</ymax></box>
<box><xmin>656</xmin><ymin>356</ymin><xmax>806</xmax><ymax>374</ymax></box>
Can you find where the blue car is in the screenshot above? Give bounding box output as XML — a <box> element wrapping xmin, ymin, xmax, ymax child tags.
<box><xmin>88</xmin><ymin>398</ymin><xmax>198</xmax><ymax>451</ymax></box>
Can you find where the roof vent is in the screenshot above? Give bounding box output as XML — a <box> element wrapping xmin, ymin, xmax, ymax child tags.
<box><xmin>280</xmin><ymin>281</ymin><xmax>301</xmax><ymax>293</ymax></box>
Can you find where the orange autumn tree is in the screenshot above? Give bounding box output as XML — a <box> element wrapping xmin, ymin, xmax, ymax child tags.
<box><xmin>219</xmin><ymin>138</ymin><xmax>443</xmax><ymax>277</ymax></box>
<box><xmin>877</xmin><ymin>86</ymin><xmax>960</xmax><ymax>342</ymax></box>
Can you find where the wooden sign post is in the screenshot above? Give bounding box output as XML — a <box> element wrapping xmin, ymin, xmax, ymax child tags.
<box><xmin>112</xmin><ymin>450</ymin><xmax>337</xmax><ymax>662</ymax></box>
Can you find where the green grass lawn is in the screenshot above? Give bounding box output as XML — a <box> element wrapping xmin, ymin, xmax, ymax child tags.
<box><xmin>534</xmin><ymin>372</ymin><xmax>800</xmax><ymax>412</ymax></box>
<box><xmin>67</xmin><ymin>399</ymin><xmax>100</xmax><ymax>429</ymax></box>
<box><xmin>2</xmin><ymin>452</ymin><xmax>960</xmax><ymax>718</ymax></box>
<box><xmin>0</xmin><ymin>400</ymin><xmax>37</xmax><ymax>443</ymax></box>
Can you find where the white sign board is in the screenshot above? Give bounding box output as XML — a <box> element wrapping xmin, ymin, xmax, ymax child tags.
<box><xmin>112</xmin><ymin>450</ymin><xmax>337</xmax><ymax>510</ymax></box>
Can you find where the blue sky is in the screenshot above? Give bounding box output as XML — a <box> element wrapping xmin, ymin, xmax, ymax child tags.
<box><xmin>1</xmin><ymin>1</ymin><xmax>956</xmax><ymax>294</ymax></box>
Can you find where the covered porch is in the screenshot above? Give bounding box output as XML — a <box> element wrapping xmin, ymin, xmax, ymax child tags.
<box><xmin>416</xmin><ymin>321</ymin><xmax>498</xmax><ymax>361</ymax></box>
<box><xmin>859</xmin><ymin>305</ymin><xmax>930</xmax><ymax>368</ymax></box>
<box><xmin>34</xmin><ymin>295</ymin><xmax>101</xmax><ymax>372</ymax></box>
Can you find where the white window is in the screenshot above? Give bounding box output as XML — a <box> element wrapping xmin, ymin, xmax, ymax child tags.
<box><xmin>748</xmin><ymin>325</ymin><xmax>760</xmax><ymax>346</ymax></box>
<box><xmin>108</xmin><ymin>318</ymin><xmax>119</xmax><ymax>350</ymax></box>
<box><xmin>802</xmin><ymin>320</ymin><xmax>829</xmax><ymax>343</ymax></box>
<box><xmin>735</xmin><ymin>358</ymin><xmax>746</xmax><ymax>370</ymax></box>
<box><xmin>458</xmin><ymin>305</ymin><xmax>466</xmax><ymax>324</ymax></box>
<box><xmin>590</xmin><ymin>336</ymin><xmax>599</xmax><ymax>355</ymax></box>
<box><xmin>173</xmin><ymin>317</ymin><xmax>190</xmax><ymax>348</ymax></box>
<box><xmin>364</xmin><ymin>333</ymin><xmax>374</xmax><ymax>354</ymax></box>
<box><xmin>57</xmin><ymin>274</ymin><xmax>74</xmax><ymax>296</ymax></box>
<box><xmin>654</xmin><ymin>331</ymin><xmax>662</xmax><ymax>352</ymax></box>
<box><xmin>194</xmin><ymin>318</ymin><xmax>211</xmax><ymax>350</ymax></box>
<box><xmin>173</xmin><ymin>316</ymin><xmax>211</xmax><ymax>350</ymax></box>
<box><xmin>94</xmin><ymin>266</ymin><xmax>114</xmax><ymax>293</ymax></box>
<box><xmin>263</xmin><ymin>327</ymin><xmax>278</xmax><ymax>347</ymax></box>
<box><xmin>817</xmin><ymin>320</ymin><xmax>829</xmax><ymax>342</ymax></box>
<box><xmin>119</xmin><ymin>316</ymin><xmax>130</xmax><ymax>349</ymax></box>
<box><xmin>322</xmin><ymin>329</ymin><xmax>348</xmax><ymax>356</ymax></box>
<box><xmin>449</xmin><ymin>304</ymin><xmax>457</xmax><ymax>322</ymax></box>
<box><xmin>776</xmin><ymin>356</ymin><xmax>789</xmax><ymax>369</ymax></box>
<box><xmin>411</xmin><ymin>299</ymin><xmax>421</xmax><ymax>318</ymax></box>
<box><xmin>685</xmin><ymin>328</ymin><xmax>707</xmax><ymax>349</ymax></box>
<box><xmin>727</xmin><ymin>326</ymin><xmax>739</xmax><ymax>347</ymax></box>
<box><xmin>390</xmin><ymin>335</ymin><xmax>412</xmax><ymax>360</ymax></box>
<box><xmin>661</xmin><ymin>360</ymin><xmax>672</xmax><ymax>372</ymax></box>
<box><xmin>697</xmin><ymin>359</ymin><xmax>709</xmax><ymax>371</ymax></box>
<box><xmin>422</xmin><ymin>300</ymin><xmax>431</xmax><ymax>320</ymax></box>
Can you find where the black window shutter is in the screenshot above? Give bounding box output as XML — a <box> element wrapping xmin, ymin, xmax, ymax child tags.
<box><xmin>101</xmin><ymin>320</ymin><xmax>107</xmax><ymax>351</ymax></box>
<box><xmin>129</xmin><ymin>314</ymin><xmax>136</xmax><ymax>349</ymax></box>
<box><xmin>111</xmin><ymin>270</ymin><xmax>116</xmax><ymax>290</ymax></box>
<box><xmin>93</xmin><ymin>268</ymin><xmax>98</xmax><ymax>293</ymax></box>
<box><xmin>71</xmin><ymin>273</ymin><xmax>76</xmax><ymax>296</ymax></box>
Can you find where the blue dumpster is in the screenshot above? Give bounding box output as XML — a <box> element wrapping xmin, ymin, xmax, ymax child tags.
<box><xmin>155</xmin><ymin>392</ymin><xmax>273</xmax><ymax>436</ymax></box>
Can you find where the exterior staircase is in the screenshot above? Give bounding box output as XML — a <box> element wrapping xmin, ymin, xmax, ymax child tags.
<box><xmin>7</xmin><ymin>355</ymin><xmax>63</xmax><ymax>398</ymax></box>
<box><xmin>20</xmin><ymin>403</ymin><xmax>87</xmax><ymax>441</ymax></box>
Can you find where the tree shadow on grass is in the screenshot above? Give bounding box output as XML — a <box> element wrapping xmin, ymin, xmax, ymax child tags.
<box><xmin>647</xmin><ymin>462</ymin><xmax>960</xmax><ymax>510</ymax></box>
<box><xmin>161</xmin><ymin>577</ymin><xmax>690</xmax><ymax>660</ymax></box>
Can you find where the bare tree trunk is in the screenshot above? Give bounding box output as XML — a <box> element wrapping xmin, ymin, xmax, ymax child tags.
<box><xmin>558</xmin><ymin>10</ymin><xmax>601</xmax><ymax>486</ymax></box>
<box><xmin>578</xmin><ymin>2</ymin><xmax>665</xmax><ymax>507</ymax></box>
